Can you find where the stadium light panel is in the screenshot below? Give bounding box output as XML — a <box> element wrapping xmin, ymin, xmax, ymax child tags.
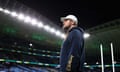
<box><xmin>84</xmin><ymin>62</ymin><xmax>87</xmax><ymax>65</ymax></box>
<box><xmin>44</xmin><ymin>25</ymin><xmax>50</xmax><ymax>31</ymax></box>
<box><xmin>96</xmin><ymin>62</ymin><xmax>99</xmax><ymax>64</ymax></box>
<box><xmin>84</xmin><ymin>33</ymin><xmax>90</xmax><ymax>39</ymax></box>
<box><xmin>4</xmin><ymin>9</ymin><xmax>10</xmax><ymax>14</ymax></box>
<box><xmin>105</xmin><ymin>65</ymin><xmax>111</xmax><ymax>67</ymax></box>
<box><xmin>31</xmin><ymin>18</ymin><xmax>38</xmax><ymax>25</ymax></box>
<box><xmin>0</xmin><ymin>7</ymin><xmax>3</xmax><ymax>11</ymax></box>
<box><xmin>29</xmin><ymin>43</ymin><xmax>32</xmax><ymax>46</ymax></box>
<box><xmin>0</xmin><ymin>7</ymin><xmax>65</xmax><ymax>39</ymax></box>
<box><xmin>16</xmin><ymin>61</ymin><xmax>22</xmax><ymax>63</ymax></box>
<box><xmin>11</xmin><ymin>11</ymin><xmax>18</xmax><ymax>17</ymax></box>
<box><xmin>37</xmin><ymin>22</ymin><xmax>44</xmax><ymax>28</ymax></box>
<box><xmin>18</xmin><ymin>13</ymin><xmax>25</xmax><ymax>20</ymax></box>
<box><xmin>38</xmin><ymin>63</ymin><xmax>43</xmax><ymax>65</ymax></box>
<box><xmin>0</xmin><ymin>59</ymin><xmax>5</xmax><ymax>61</ymax></box>
<box><xmin>49</xmin><ymin>27</ymin><xmax>56</xmax><ymax>33</ymax></box>
<box><xmin>55</xmin><ymin>30</ymin><xmax>61</xmax><ymax>36</ymax></box>
<box><xmin>24</xmin><ymin>61</ymin><xmax>30</xmax><ymax>64</ymax></box>
<box><xmin>24</xmin><ymin>16</ymin><xmax>31</xmax><ymax>23</ymax></box>
<box><xmin>45</xmin><ymin>64</ymin><xmax>49</xmax><ymax>66</ymax></box>
<box><xmin>61</xmin><ymin>33</ymin><xmax>65</xmax><ymax>39</ymax></box>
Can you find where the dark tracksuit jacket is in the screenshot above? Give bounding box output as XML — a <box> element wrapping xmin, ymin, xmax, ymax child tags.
<box><xmin>60</xmin><ymin>27</ymin><xmax>85</xmax><ymax>72</ymax></box>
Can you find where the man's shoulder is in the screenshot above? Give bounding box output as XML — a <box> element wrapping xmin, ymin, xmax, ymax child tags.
<box><xmin>70</xmin><ymin>27</ymin><xmax>84</xmax><ymax>34</ymax></box>
<box><xmin>70</xmin><ymin>27</ymin><xmax>84</xmax><ymax>33</ymax></box>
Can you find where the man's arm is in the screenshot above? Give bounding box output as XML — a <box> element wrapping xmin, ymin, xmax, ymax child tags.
<box><xmin>66</xmin><ymin>30</ymin><xmax>83</xmax><ymax>71</ymax></box>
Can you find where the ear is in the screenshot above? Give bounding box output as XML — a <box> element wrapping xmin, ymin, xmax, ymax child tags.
<box><xmin>71</xmin><ymin>21</ymin><xmax>74</xmax><ymax>25</ymax></box>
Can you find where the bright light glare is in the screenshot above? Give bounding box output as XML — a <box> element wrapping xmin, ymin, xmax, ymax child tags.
<box><xmin>84</xmin><ymin>62</ymin><xmax>87</xmax><ymax>65</ymax></box>
<box><xmin>11</xmin><ymin>11</ymin><xmax>18</xmax><ymax>17</ymax></box>
<box><xmin>50</xmin><ymin>28</ymin><xmax>56</xmax><ymax>33</ymax></box>
<box><xmin>96</xmin><ymin>62</ymin><xmax>99</xmax><ymax>64</ymax></box>
<box><xmin>24</xmin><ymin>16</ymin><xmax>31</xmax><ymax>23</ymax></box>
<box><xmin>38</xmin><ymin>22</ymin><xmax>44</xmax><ymax>28</ymax></box>
<box><xmin>31</xmin><ymin>18</ymin><xmax>37</xmax><ymax>25</ymax></box>
<box><xmin>84</xmin><ymin>33</ymin><xmax>90</xmax><ymax>39</ymax></box>
<box><xmin>61</xmin><ymin>33</ymin><xmax>65</xmax><ymax>39</ymax></box>
<box><xmin>55</xmin><ymin>30</ymin><xmax>61</xmax><ymax>36</ymax></box>
<box><xmin>18</xmin><ymin>13</ymin><xmax>25</xmax><ymax>20</ymax></box>
<box><xmin>29</xmin><ymin>43</ymin><xmax>32</xmax><ymax>46</ymax></box>
<box><xmin>0</xmin><ymin>7</ymin><xmax>66</xmax><ymax>39</ymax></box>
<box><xmin>44</xmin><ymin>25</ymin><xmax>50</xmax><ymax>31</ymax></box>
<box><xmin>0</xmin><ymin>7</ymin><xmax>3</xmax><ymax>11</ymax></box>
<box><xmin>4</xmin><ymin>9</ymin><xmax>10</xmax><ymax>14</ymax></box>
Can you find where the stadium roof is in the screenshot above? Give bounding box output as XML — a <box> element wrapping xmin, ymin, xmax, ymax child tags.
<box><xmin>85</xmin><ymin>19</ymin><xmax>120</xmax><ymax>64</ymax></box>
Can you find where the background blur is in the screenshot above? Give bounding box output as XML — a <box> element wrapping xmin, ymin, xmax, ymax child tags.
<box><xmin>0</xmin><ymin>0</ymin><xmax>120</xmax><ymax>72</ymax></box>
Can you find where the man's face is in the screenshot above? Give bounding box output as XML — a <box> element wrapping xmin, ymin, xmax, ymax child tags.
<box><xmin>62</xmin><ymin>19</ymin><xmax>74</xmax><ymax>30</ymax></box>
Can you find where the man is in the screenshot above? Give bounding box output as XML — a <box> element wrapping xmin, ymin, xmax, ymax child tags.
<box><xmin>60</xmin><ymin>15</ymin><xmax>85</xmax><ymax>72</ymax></box>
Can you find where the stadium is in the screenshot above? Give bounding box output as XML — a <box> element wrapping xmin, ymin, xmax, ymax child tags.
<box><xmin>0</xmin><ymin>0</ymin><xmax>120</xmax><ymax>72</ymax></box>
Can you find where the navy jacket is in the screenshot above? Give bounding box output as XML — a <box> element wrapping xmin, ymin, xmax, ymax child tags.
<box><xmin>60</xmin><ymin>27</ymin><xmax>85</xmax><ymax>72</ymax></box>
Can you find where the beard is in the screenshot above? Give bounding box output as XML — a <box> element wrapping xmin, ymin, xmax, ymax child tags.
<box><xmin>62</xmin><ymin>25</ymin><xmax>71</xmax><ymax>33</ymax></box>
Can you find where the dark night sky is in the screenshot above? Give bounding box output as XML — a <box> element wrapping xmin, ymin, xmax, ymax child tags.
<box><xmin>16</xmin><ymin>0</ymin><xmax>120</xmax><ymax>29</ymax></box>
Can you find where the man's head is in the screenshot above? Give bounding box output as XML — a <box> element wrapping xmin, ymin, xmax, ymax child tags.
<box><xmin>60</xmin><ymin>15</ymin><xmax>78</xmax><ymax>32</ymax></box>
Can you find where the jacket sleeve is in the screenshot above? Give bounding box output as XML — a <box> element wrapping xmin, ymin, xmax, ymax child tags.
<box><xmin>66</xmin><ymin>30</ymin><xmax>83</xmax><ymax>71</ymax></box>
<box><xmin>69</xmin><ymin>30</ymin><xmax>83</xmax><ymax>57</ymax></box>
